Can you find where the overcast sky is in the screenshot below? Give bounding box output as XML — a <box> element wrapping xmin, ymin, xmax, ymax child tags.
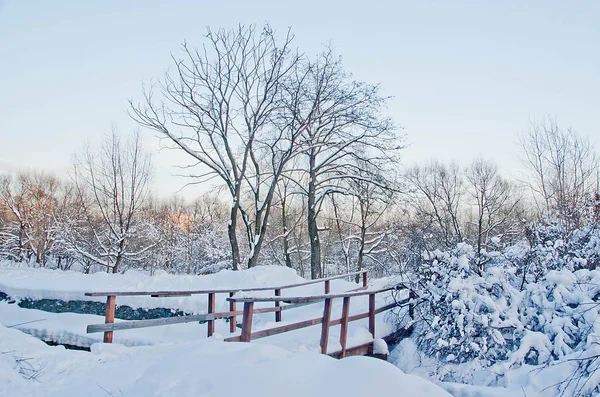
<box><xmin>1</xmin><ymin>0</ymin><xmax>598</xmax><ymax>198</ymax></box>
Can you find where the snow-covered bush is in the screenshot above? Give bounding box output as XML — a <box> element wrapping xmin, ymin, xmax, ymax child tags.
<box><xmin>410</xmin><ymin>243</ymin><xmax>521</xmax><ymax>366</ymax></box>
<box><xmin>520</xmin><ymin>223</ymin><xmax>600</xmax><ymax>282</ymax></box>
<box><xmin>398</xmin><ymin>224</ymin><xmax>600</xmax><ymax>394</ymax></box>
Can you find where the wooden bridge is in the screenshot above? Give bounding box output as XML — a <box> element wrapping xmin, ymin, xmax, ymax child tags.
<box><xmin>85</xmin><ymin>271</ymin><xmax>414</xmax><ymax>359</ymax></box>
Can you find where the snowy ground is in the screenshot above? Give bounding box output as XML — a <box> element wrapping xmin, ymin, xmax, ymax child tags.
<box><xmin>389</xmin><ymin>338</ymin><xmax>576</xmax><ymax>397</ymax></box>
<box><xmin>0</xmin><ymin>264</ymin><xmax>453</xmax><ymax>397</ymax></box>
<box><xmin>0</xmin><ymin>263</ymin><xmax>575</xmax><ymax>396</ymax></box>
<box><xmin>0</xmin><ymin>323</ymin><xmax>452</xmax><ymax>397</ymax></box>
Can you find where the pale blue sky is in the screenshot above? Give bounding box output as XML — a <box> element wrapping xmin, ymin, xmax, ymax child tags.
<box><xmin>1</xmin><ymin>1</ymin><xmax>598</xmax><ymax>197</ymax></box>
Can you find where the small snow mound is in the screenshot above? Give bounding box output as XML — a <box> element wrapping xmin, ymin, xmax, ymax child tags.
<box><xmin>373</xmin><ymin>338</ymin><xmax>389</xmax><ymax>355</ymax></box>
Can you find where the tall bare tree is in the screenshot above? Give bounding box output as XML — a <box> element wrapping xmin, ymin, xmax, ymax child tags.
<box><xmin>130</xmin><ymin>24</ymin><xmax>301</xmax><ymax>270</ymax></box>
<box><xmin>348</xmin><ymin>164</ymin><xmax>395</xmax><ymax>281</ymax></box>
<box><xmin>268</xmin><ymin>167</ymin><xmax>305</xmax><ymax>268</ymax></box>
<box><xmin>287</xmin><ymin>49</ymin><xmax>401</xmax><ymax>278</ymax></box>
<box><xmin>405</xmin><ymin>161</ymin><xmax>464</xmax><ymax>249</ymax></box>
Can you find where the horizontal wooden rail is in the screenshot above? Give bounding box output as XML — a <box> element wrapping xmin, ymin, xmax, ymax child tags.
<box><xmin>86</xmin><ymin>299</ymin><xmax>324</xmax><ymax>334</ymax></box>
<box><xmin>328</xmin><ymin>341</ymin><xmax>373</xmax><ymax>359</ymax></box>
<box><xmin>222</xmin><ymin>298</ymin><xmax>412</xmax><ymax>342</ymax></box>
<box><xmin>83</xmin><ymin>271</ymin><xmax>368</xmax><ymax>297</ymax></box>
<box><xmin>87</xmin><ymin>306</ymin><xmax>282</xmax><ymax>334</ymax></box>
<box><xmin>327</xmin><ymin>299</ymin><xmax>410</xmax><ymax>327</ymax></box>
<box><xmin>227</xmin><ymin>284</ymin><xmax>405</xmax><ymax>304</ymax></box>
<box><xmin>224</xmin><ymin>316</ymin><xmax>325</xmax><ymax>342</ymax></box>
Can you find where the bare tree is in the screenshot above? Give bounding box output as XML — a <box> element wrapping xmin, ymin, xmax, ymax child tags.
<box><xmin>0</xmin><ymin>174</ymin><xmax>32</xmax><ymax>261</ymax></box>
<box><xmin>465</xmin><ymin>158</ymin><xmax>521</xmax><ymax>273</ymax></box>
<box><xmin>327</xmin><ymin>161</ymin><xmax>396</xmax><ymax>281</ymax></box>
<box><xmin>520</xmin><ymin>120</ymin><xmax>599</xmax><ymax>231</ymax></box>
<box><xmin>268</xmin><ymin>168</ymin><xmax>305</xmax><ymax>268</ymax></box>
<box><xmin>405</xmin><ymin>160</ymin><xmax>464</xmax><ymax>249</ymax></box>
<box><xmin>348</xmin><ymin>165</ymin><xmax>395</xmax><ymax>281</ymax></box>
<box><xmin>287</xmin><ymin>49</ymin><xmax>401</xmax><ymax>278</ymax></box>
<box><xmin>71</xmin><ymin>130</ymin><xmax>154</xmax><ymax>273</ymax></box>
<box><xmin>130</xmin><ymin>24</ymin><xmax>301</xmax><ymax>270</ymax></box>
<box><xmin>0</xmin><ymin>171</ymin><xmax>71</xmax><ymax>265</ymax></box>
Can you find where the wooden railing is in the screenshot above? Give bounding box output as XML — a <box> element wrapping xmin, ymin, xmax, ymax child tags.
<box><xmin>85</xmin><ymin>270</ymin><xmax>368</xmax><ymax>343</ymax></box>
<box><xmin>224</xmin><ymin>284</ymin><xmax>411</xmax><ymax>358</ymax></box>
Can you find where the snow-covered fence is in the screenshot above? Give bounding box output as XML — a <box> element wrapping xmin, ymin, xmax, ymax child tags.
<box><xmin>85</xmin><ymin>270</ymin><xmax>369</xmax><ymax>343</ymax></box>
<box><xmin>225</xmin><ymin>284</ymin><xmax>412</xmax><ymax>358</ymax></box>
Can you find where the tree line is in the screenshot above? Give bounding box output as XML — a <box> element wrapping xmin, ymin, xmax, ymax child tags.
<box><xmin>1</xmin><ymin>25</ymin><xmax>598</xmax><ymax>279</ymax></box>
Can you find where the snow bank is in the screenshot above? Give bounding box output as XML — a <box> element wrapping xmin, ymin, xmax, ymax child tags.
<box><xmin>0</xmin><ymin>264</ymin><xmax>357</xmax><ymax>313</ymax></box>
<box><xmin>0</xmin><ymin>324</ymin><xmax>451</xmax><ymax>397</ymax></box>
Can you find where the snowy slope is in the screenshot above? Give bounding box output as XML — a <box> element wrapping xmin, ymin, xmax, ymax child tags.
<box><xmin>0</xmin><ymin>323</ymin><xmax>451</xmax><ymax>397</ymax></box>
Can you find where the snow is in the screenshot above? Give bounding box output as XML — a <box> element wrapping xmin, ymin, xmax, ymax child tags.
<box><xmin>388</xmin><ymin>227</ymin><xmax>600</xmax><ymax>397</ymax></box>
<box><xmin>5</xmin><ymin>244</ymin><xmax>600</xmax><ymax>397</ymax></box>
<box><xmin>0</xmin><ymin>323</ymin><xmax>451</xmax><ymax>397</ymax></box>
<box><xmin>0</xmin><ymin>263</ymin><xmax>454</xmax><ymax>397</ymax></box>
<box><xmin>373</xmin><ymin>338</ymin><xmax>389</xmax><ymax>355</ymax></box>
<box><xmin>0</xmin><ymin>263</ymin><xmax>354</xmax><ymax>313</ymax></box>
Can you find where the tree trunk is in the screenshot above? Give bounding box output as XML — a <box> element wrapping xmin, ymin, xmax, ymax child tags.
<box><xmin>247</xmin><ymin>237</ymin><xmax>262</xmax><ymax>269</ymax></box>
<box><xmin>308</xmin><ymin>152</ymin><xmax>321</xmax><ymax>279</ymax></box>
<box><xmin>113</xmin><ymin>237</ymin><xmax>127</xmax><ymax>274</ymax></box>
<box><xmin>281</xmin><ymin>196</ymin><xmax>292</xmax><ymax>268</ymax></box>
<box><xmin>247</xmin><ymin>184</ymin><xmax>278</xmax><ymax>269</ymax></box>
<box><xmin>355</xmin><ymin>226</ymin><xmax>366</xmax><ymax>283</ymax></box>
<box><xmin>477</xmin><ymin>216</ymin><xmax>484</xmax><ymax>274</ymax></box>
<box><xmin>228</xmin><ymin>203</ymin><xmax>240</xmax><ymax>271</ymax></box>
<box><xmin>113</xmin><ymin>257</ymin><xmax>121</xmax><ymax>274</ymax></box>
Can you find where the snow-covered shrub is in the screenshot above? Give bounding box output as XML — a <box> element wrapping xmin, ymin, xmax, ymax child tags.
<box><xmin>410</xmin><ymin>243</ymin><xmax>522</xmax><ymax>366</ymax></box>
<box><xmin>519</xmin><ymin>223</ymin><xmax>600</xmax><ymax>283</ymax></box>
<box><xmin>496</xmin><ymin>268</ymin><xmax>600</xmax><ymax>396</ymax></box>
<box><xmin>398</xmin><ymin>224</ymin><xmax>600</xmax><ymax>394</ymax></box>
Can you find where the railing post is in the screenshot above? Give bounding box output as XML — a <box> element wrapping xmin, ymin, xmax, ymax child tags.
<box><xmin>275</xmin><ymin>289</ymin><xmax>282</xmax><ymax>322</ymax></box>
<box><xmin>340</xmin><ymin>296</ymin><xmax>350</xmax><ymax>358</ymax></box>
<box><xmin>368</xmin><ymin>293</ymin><xmax>375</xmax><ymax>338</ymax></box>
<box><xmin>362</xmin><ymin>272</ymin><xmax>368</xmax><ymax>288</ymax></box>
<box><xmin>229</xmin><ymin>291</ymin><xmax>236</xmax><ymax>333</ymax></box>
<box><xmin>320</xmin><ymin>298</ymin><xmax>332</xmax><ymax>354</ymax></box>
<box><xmin>240</xmin><ymin>302</ymin><xmax>254</xmax><ymax>342</ymax></box>
<box><xmin>103</xmin><ymin>295</ymin><xmax>116</xmax><ymax>343</ymax></box>
<box><xmin>207</xmin><ymin>292</ymin><xmax>215</xmax><ymax>337</ymax></box>
<box><xmin>324</xmin><ymin>279</ymin><xmax>330</xmax><ymax>294</ymax></box>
